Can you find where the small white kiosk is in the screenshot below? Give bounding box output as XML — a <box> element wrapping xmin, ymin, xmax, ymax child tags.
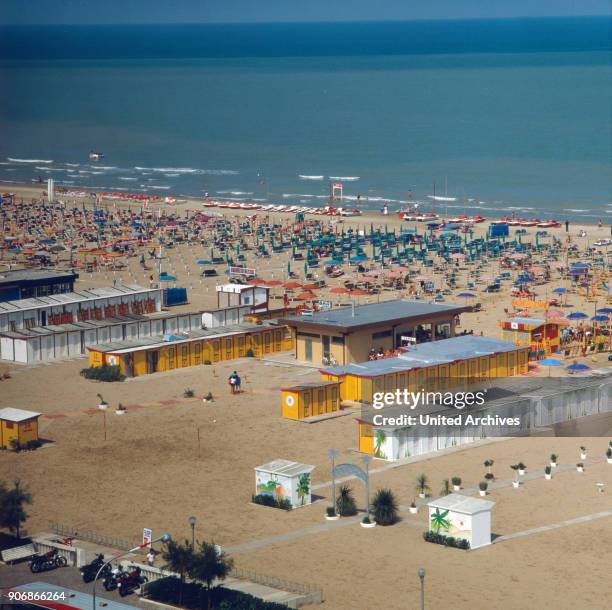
<box><xmin>427</xmin><ymin>494</ymin><xmax>495</xmax><ymax>549</ymax></box>
<box><xmin>254</xmin><ymin>459</ymin><xmax>315</xmax><ymax>508</ymax></box>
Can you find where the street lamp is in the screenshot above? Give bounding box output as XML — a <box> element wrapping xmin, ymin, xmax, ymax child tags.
<box><xmin>418</xmin><ymin>567</ymin><xmax>426</xmax><ymax>610</ymax></box>
<box><xmin>188</xmin><ymin>516</ymin><xmax>197</xmax><ymax>548</ymax></box>
<box><xmin>92</xmin><ymin>533</ymin><xmax>171</xmax><ymax>610</ymax></box>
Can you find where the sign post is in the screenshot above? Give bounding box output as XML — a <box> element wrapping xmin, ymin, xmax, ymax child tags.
<box><xmin>142</xmin><ymin>528</ymin><xmax>152</xmax><ymax>547</ymax></box>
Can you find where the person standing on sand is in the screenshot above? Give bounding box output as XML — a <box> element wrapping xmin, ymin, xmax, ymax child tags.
<box><xmin>565</xmin><ymin>220</ymin><xmax>569</xmax><ymax>232</ymax></box>
<box><xmin>228</xmin><ymin>371</ymin><xmax>238</xmax><ymax>394</ymax></box>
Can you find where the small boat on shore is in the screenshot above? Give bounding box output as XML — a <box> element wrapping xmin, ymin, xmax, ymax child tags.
<box><xmin>537</xmin><ymin>220</ymin><xmax>561</xmax><ymax>228</ymax></box>
<box><xmin>88</xmin><ymin>151</ymin><xmax>104</xmax><ymax>161</ymax></box>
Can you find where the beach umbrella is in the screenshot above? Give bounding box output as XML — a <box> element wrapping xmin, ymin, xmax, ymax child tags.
<box><xmin>540</xmin><ymin>358</ymin><xmax>562</xmax><ymax>377</ymax></box>
<box><xmin>325</xmin><ymin>259</ymin><xmax>343</xmax><ymax>265</ymax></box>
<box><xmin>295</xmin><ymin>291</ymin><xmax>315</xmax><ymax>301</ymax></box>
<box><xmin>282</xmin><ymin>281</ymin><xmax>302</xmax><ymax>290</ymax></box>
<box><xmin>457</xmin><ymin>292</ymin><xmax>476</xmax><ymax>299</ymax></box>
<box><xmin>266</xmin><ymin>280</ymin><xmax>283</xmax><ymax>287</ymax></box>
<box><xmin>545</xmin><ymin>309</ymin><xmax>565</xmax><ymax>319</ymax></box>
<box><xmin>330</xmin><ymin>287</ymin><xmax>349</xmax><ymax>294</ymax></box>
<box><xmin>566</xmin><ymin>312</ymin><xmax>588</xmax><ymax>320</ymax></box>
<box><xmin>591</xmin><ymin>315</ymin><xmax>609</xmax><ymax>322</ymax></box>
<box><xmin>197</xmin><ymin>260</ymin><xmax>212</xmax><ymax>265</ymax></box>
<box><xmin>552</xmin><ymin>287</ymin><xmax>567</xmax><ymax>294</ymax></box>
<box><xmin>303</xmin><ymin>283</ymin><xmax>320</xmax><ymax>291</ymax></box>
<box><xmin>159</xmin><ymin>274</ymin><xmax>177</xmax><ymax>282</ymax></box>
<box><xmin>596</xmin><ymin>307</ymin><xmax>612</xmax><ymax>314</ymax></box>
<box><xmin>566</xmin><ymin>363</ymin><xmax>590</xmax><ymax>373</ymax></box>
<box><xmin>349</xmin><ymin>289</ymin><xmax>369</xmax><ymax>297</ymax></box>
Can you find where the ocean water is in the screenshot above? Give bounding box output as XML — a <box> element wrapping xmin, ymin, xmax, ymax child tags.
<box><xmin>0</xmin><ymin>18</ymin><xmax>610</xmax><ymax>220</ymax></box>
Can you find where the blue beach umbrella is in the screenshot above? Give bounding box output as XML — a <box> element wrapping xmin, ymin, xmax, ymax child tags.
<box><xmin>566</xmin><ymin>312</ymin><xmax>588</xmax><ymax>320</ymax></box>
<box><xmin>457</xmin><ymin>292</ymin><xmax>476</xmax><ymax>299</ymax></box>
<box><xmin>591</xmin><ymin>315</ymin><xmax>609</xmax><ymax>322</ymax></box>
<box><xmin>596</xmin><ymin>307</ymin><xmax>612</xmax><ymax>314</ymax></box>
<box><xmin>197</xmin><ymin>260</ymin><xmax>211</xmax><ymax>265</ymax></box>
<box><xmin>540</xmin><ymin>358</ymin><xmax>562</xmax><ymax>377</ymax></box>
<box><xmin>566</xmin><ymin>363</ymin><xmax>590</xmax><ymax>373</ymax></box>
<box><xmin>159</xmin><ymin>274</ymin><xmax>177</xmax><ymax>282</ymax></box>
<box><xmin>552</xmin><ymin>287</ymin><xmax>567</xmax><ymax>294</ymax></box>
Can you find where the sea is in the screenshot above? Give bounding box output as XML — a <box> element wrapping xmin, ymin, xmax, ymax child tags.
<box><xmin>0</xmin><ymin>17</ymin><xmax>610</xmax><ymax>221</ymax></box>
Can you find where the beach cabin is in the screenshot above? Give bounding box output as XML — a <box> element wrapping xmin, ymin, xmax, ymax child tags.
<box><xmin>320</xmin><ymin>335</ymin><xmax>530</xmax><ymax>405</ymax></box>
<box><xmin>500</xmin><ymin>317</ymin><xmax>561</xmax><ymax>358</ymax></box>
<box><xmin>0</xmin><ymin>270</ymin><xmax>77</xmax><ymax>303</ymax></box>
<box><xmin>281</xmin><ymin>381</ymin><xmax>341</xmax><ymax>419</ymax></box>
<box><xmin>427</xmin><ymin>494</ymin><xmax>495</xmax><ymax>549</ymax></box>
<box><xmin>280</xmin><ymin>299</ymin><xmax>471</xmax><ymax>366</ymax></box>
<box><xmin>0</xmin><ymin>408</ymin><xmax>41</xmax><ymax>449</ymax></box>
<box><xmin>254</xmin><ymin>460</ymin><xmax>315</xmax><ymax>508</ymax></box>
<box><xmin>216</xmin><ymin>284</ymin><xmax>269</xmax><ymax>313</ymax></box>
<box><xmin>87</xmin><ymin>321</ymin><xmax>293</xmax><ymax>377</ymax></box>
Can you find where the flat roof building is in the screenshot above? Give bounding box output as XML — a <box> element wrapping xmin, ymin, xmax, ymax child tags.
<box><xmin>281</xmin><ymin>299</ymin><xmax>471</xmax><ymax>365</ymax></box>
<box><xmin>0</xmin><ymin>269</ymin><xmax>78</xmax><ymax>302</ymax></box>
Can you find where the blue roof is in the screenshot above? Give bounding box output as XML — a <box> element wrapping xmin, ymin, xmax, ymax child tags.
<box><xmin>321</xmin><ymin>335</ymin><xmax>523</xmax><ymax>377</ymax></box>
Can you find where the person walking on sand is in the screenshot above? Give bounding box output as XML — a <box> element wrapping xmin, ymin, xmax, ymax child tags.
<box><xmin>228</xmin><ymin>371</ymin><xmax>238</xmax><ymax>394</ymax></box>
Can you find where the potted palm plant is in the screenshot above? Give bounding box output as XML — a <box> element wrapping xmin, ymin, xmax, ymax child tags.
<box><xmin>115</xmin><ymin>403</ymin><xmax>127</xmax><ymax>415</ymax></box>
<box><xmin>576</xmin><ymin>462</ymin><xmax>584</xmax><ymax>473</ymax></box>
<box><xmin>510</xmin><ymin>464</ymin><xmax>520</xmax><ymax>488</ymax></box>
<box><xmin>550</xmin><ymin>453</ymin><xmax>558</xmax><ymax>468</ymax></box>
<box><xmin>360</xmin><ymin>515</ymin><xmax>376</xmax><ymax>528</ymax></box>
<box><xmin>451</xmin><ymin>476</ymin><xmax>462</xmax><ymax>491</ymax></box>
<box><xmin>325</xmin><ymin>506</ymin><xmax>339</xmax><ymax>521</ymax></box>
<box><xmin>484</xmin><ymin>459</ymin><xmax>495</xmax><ymax>480</ymax></box>
<box><xmin>97</xmin><ymin>393</ymin><xmax>108</xmax><ymax>410</ymax></box>
<box><xmin>580</xmin><ymin>446</ymin><xmax>587</xmax><ymax>461</ymax></box>
<box><xmin>409</xmin><ymin>499</ymin><xmax>418</xmax><ymax>514</ymax></box>
<box><xmin>544</xmin><ymin>465</ymin><xmax>552</xmax><ymax>480</ymax></box>
<box><xmin>607</xmin><ymin>447</ymin><xmax>612</xmax><ymax>464</ymax></box>
<box><xmin>336</xmin><ymin>484</ymin><xmax>357</xmax><ymax>517</ymax></box>
<box><xmin>479</xmin><ymin>481</ymin><xmax>488</xmax><ymax>497</ymax></box>
<box><xmin>518</xmin><ymin>462</ymin><xmax>526</xmax><ymax>476</ymax></box>
<box><xmin>415</xmin><ymin>473</ymin><xmax>430</xmax><ymax>499</ymax></box>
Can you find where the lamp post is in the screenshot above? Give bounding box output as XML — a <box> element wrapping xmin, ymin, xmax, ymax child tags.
<box><xmin>188</xmin><ymin>516</ymin><xmax>197</xmax><ymax>548</ymax></box>
<box><xmin>92</xmin><ymin>533</ymin><xmax>171</xmax><ymax>610</ymax></box>
<box><xmin>418</xmin><ymin>567</ymin><xmax>426</xmax><ymax>610</ymax></box>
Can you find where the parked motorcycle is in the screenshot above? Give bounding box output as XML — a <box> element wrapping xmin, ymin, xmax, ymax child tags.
<box><xmin>30</xmin><ymin>549</ymin><xmax>67</xmax><ymax>573</ymax></box>
<box><xmin>80</xmin><ymin>553</ymin><xmax>110</xmax><ymax>583</ymax></box>
<box><xmin>102</xmin><ymin>565</ymin><xmax>125</xmax><ymax>592</ymax></box>
<box><xmin>117</xmin><ymin>566</ymin><xmax>148</xmax><ymax>597</ymax></box>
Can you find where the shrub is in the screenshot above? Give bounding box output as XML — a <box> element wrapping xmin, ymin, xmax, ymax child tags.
<box><xmin>245</xmin><ymin>348</ymin><xmax>255</xmax><ymax>358</ymax></box>
<box><xmin>484</xmin><ymin>473</ymin><xmax>495</xmax><ymax>480</ymax></box>
<box><xmin>336</xmin><ymin>484</ymin><xmax>357</xmax><ymax>517</ymax></box>
<box><xmin>416</xmin><ymin>473</ymin><xmax>431</xmax><ymax>496</ymax></box>
<box><xmin>576</xmin><ymin>462</ymin><xmax>584</xmax><ymax>468</ymax></box>
<box><xmin>80</xmin><ymin>364</ymin><xmax>125</xmax><ymax>382</ymax></box>
<box><xmin>544</xmin><ymin>466</ymin><xmax>551</xmax><ymax>474</ymax></box>
<box><xmin>518</xmin><ymin>462</ymin><xmax>526</xmax><ymax>470</ymax></box>
<box><xmin>451</xmin><ymin>476</ymin><xmax>461</xmax><ymax>487</ymax></box>
<box><xmin>116</xmin><ymin>403</ymin><xmax>126</xmax><ymax>412</ymax></box>
<box><xmin>251</xmin><ymin>494</ymin><xmax>292</xmax><ymax>511</ymax></box>
<box><xmin>362</xmin><ymin>515</ymin><xmax>371</xmax><ymax>524</ymax></box>
<box><xmin>203</xmin><ymin>392</ymin><xmax>214</xmax><ymax>402</ymax></box>
<box><xmin>423</xmin><ymin>530</ymin><xmax>470</xmax><ymax>550</ymax></box>
<box><xmin>479</xmin><ymin>481</ymin><xmax>488</xmax><ymax>491</ymax></box>
<box><xmin>325</xmin><ymin>506</ymin><xmax>335</xmax><ymax>517</ymax></box>
<box><xmin>550</xmin><ymin>453</ymin><xmax>558</xmax><ymax>463</ymax></box>
<box><xmin>371</xmin><ymin>488</ymin><xmax>399</xmax><ymax>526</ymax></box>
<box><xmin>606</xmin><ymin>447</ymin><xmax>611</xmax><ymax>458</ymax></box>
<box><xmin>580</xmin><ymin>446</ymin><xmax>586</xmax><ymax>452</ymax></box>
<box><xmin>203</xmin><ymin>359</ymin><xmax>212</xmax><ymax>365</ymax></box>
<box><xmin>183</xmin><ymin>388</ymin><xmax>195</xmax><ymax>398</ymax></box>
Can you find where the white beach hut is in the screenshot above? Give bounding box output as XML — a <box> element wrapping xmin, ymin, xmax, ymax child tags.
<box><xmin>254</xmin><ymin>459</ymin><xmax>315</xmax><ymax>508</ymax></box>
<box><xmin>427</xmin><ymin>494</ymin><xmax>495</xmax><ymax>549</ymax></box>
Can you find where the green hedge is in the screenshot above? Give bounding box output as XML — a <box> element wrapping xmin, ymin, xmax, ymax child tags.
<box><xmin>423</xmin><ymin>530</ymin><xmax>470</xmax><ymax>549</ymax></box>
<box><xmin>252</xmin><ymin>494</ymin><xmax>292</xmax><ymax>511</ymax></box>
<box><xmin>146</xmin><ymin>576</ymin><xmax>287</xmax><ymax>610</ymax></box>
<box><xmin>80</xmin><ymin>364</ymin><xmax>125</xmax><ymax>382</ymax></box>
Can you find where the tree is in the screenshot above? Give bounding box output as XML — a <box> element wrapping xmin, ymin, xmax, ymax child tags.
<box><xmin>440</xmin><ymin>478</ymin><xmax>451</xmax><ymax>496</ymax></box>
<box><xmin>0</xmin><ymin>480</ymin><xmax>32</xmax><ymax>539</ymax></box>
<box><xmin>161</xmin><ymin>540</ymin><xmax>195</xmax><ymax>606</ymax></box>
<box><xmin>189</xmin><ymin>541</ymin><xmax>234</xmax><ymax>610</ymax></box>
<box><xmin>371</xmin><ymin>488</ymin><xmax>399</xmax><ymax>526</ymax></box>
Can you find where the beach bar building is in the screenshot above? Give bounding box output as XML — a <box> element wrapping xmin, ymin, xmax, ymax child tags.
<box><xmin>280</xmin><ymin>299</ymin><xmax>471</xmax><ymax>366</ymax></box>
<box><xmin>0</xmin><ymin>408</ymin><xmax>41</xmax><ymax>449</ymax></box>
<box><xmin>254</xmin><ymin>459</ymin><xmax>315</xmax><ymax>508</ymax></box>
<box><xmin>87</xmin><ymin>321</ymin><xmax>292</xmax><ymax>377</ymax></box>
<box><xmin>427</xmin><ymin>494</ymin><xmax>495</xmax><ymax>550</ymax></box>
<box><xmin>500</xmin><ymin>317</ymin><xmax>562</xmax><ymax>358</ymax></box>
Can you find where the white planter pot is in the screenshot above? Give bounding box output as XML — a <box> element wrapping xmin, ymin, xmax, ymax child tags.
<box><xmin>360</xmin><ymin>521</ymin><xmax>376</xmax><ymax>528</ymax></box>
<box><xmin>115</xmin><ymin>410</ymin><xmax>126</xmax><ymax>415</ymax></box>
<box><xmin>98</xmin><ymin>403</ymin><xmax>108</xmax><ymax>410</ymax></box>
<box><xmin>580</xmin><ymin>453</ymin><xmax>587</xmax><ymax>461</ymax></box>
<box><xmin>550</xmin><ymin>462</ymin><xmax>557</xmax><ymax>468</ymax></box>
<box><xmin>418</xmin><ymin>492</ymin><xmax>426</xmax><ymax>499</ymax></box>
<box><xmin>452</xmin><ymin>485</ymin><xmax>460</xmax><ymax>491</ymax></box>
<box><xmin>409</xmin><ymin>506</ymin><xmax>418</xmax><ymax>514</ymax></box>
<box><xmin>479</xmin><ymin>490</ymin><xmax>487</xmax><ymax>497</ymax></box>
<box><xmin>576</xmin><ymin>466</ymin><xmax>584</xmax><ymax>473</ymax></box>
<box><xmin>545</xmin><ymin>473</ymin><xmax>552</xmax><ymax>480</ymax></box>
<box><xmin>512</xmin><ymin>481</ymin><xmax>520</xmax><ymax>488</ymax></box>
<box><xmin>519</xmin><ymin>469</ymin><xmax>526</xmax><ymax>476</ymax></box>
<box><xmin>325</xmin><ymin>514</ymin><xmax>340</xmax><ymax>521</ymax></box>
<box><xmin>607</xmin><ymin>458</ymin><xmax>612</xmax><ymax>464</ymax></box>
